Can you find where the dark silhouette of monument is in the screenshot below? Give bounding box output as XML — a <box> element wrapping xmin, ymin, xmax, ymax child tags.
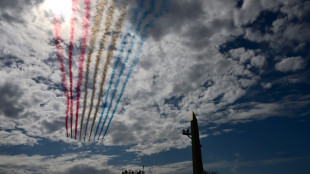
<box><xmin>183</xmin><ymin>112</ymin><xmax>219</xmax><ymax>174</ymax></box>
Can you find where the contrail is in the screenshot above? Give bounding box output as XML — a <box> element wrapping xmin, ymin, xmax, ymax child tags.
<box><xmin>53</xmin><ymin>15</ymin><xmax>70</xmax><ymax>137</ymax></box>
<box><xmin>68</xmin><ymin>0</ymin><xmax>79</xmax><ymax>138</ymax></box>
<box><xmin>102</xmin><ymin>0</ymin><xmax>168</xmax><ymax>138</ymax></box>
<box><xmin>74</xmin><ymin>0</ymin><xmax>91</xmax><ymax>139</ymax></box>
<box><xmin>83</xmin><ymin>1</ymin><xmax>115</xmax><ymax>141</ymax></box>
<box><xmin>79</xmin><ymin>0</ymin><xmax>107</xmax><ymax>140</ymax></box>
<box><xmin>94</xmin><ymin>0</ymin><xmax>145</xmax><ymax>139</ymax></box>
<box><xmin>89</xmin><ymin>7</ymin><xmax>127</xmax><ymax>141</ymax></box>
<box><xmin>98</xmin><ymin>0</ymin><xmax>156</xmax><ymax>139</ymax></box>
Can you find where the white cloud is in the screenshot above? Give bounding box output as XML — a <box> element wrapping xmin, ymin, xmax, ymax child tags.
<box><xmin>211</xmin><ymin>102</ymin><xmax>281</xmax><ymax>125</ymax></box>
<box><xmin>203</xmin><ymin>157</ymin><xmax>301</xmax><ymax>173</ymax></box>
<box><xmin>0</xmin><ymin>152</ymin><xmax>117</xmax><ymax>174</ymax></box>
<box><xmin>129</xmin><ymin>156</ymin><xmax>301</xmax><ymax>174</ymax></box>
<box><xmin>0</xmin><ymin>130</ymin><xmax>37</xmax><ymax>146</ymax></box>
<box><xmin>146</xmin><ymin>161</ymin><xmax>192</xmax><ymax>174</ymax></box>
<box><xmin>280</xmin><ymin>1</ymin><xmax>310</xmax><ymax>21</ymax></box>
<box><xmin>234</xmin><ymin>0</ymin><xmax>282</xmax><ymax>26</ymax></box>
<box><xmin>275</xmin><ymin>56</ymin><xmax>306</xmax><ymax>72</ymax></box>
<box><xmin>251</xmin><ymin>55</ymin><xmax>265</xmax><ymax>68</ymax></box>
<box><xmin>229</xmin><ymin>48</ymin><xmax>257</xmax><ymax>64</ymax></box>
<box><xmin>283</xmin><ymin>23</ymin><xmax>310</xmax><ymax>42</ymax></box>
<box><xmin>0</xmin><ymin>0</ymin><xmax>308</xmax><ymax>156</ymax></box>
<box><xmin>261</xmin><ymin>82</ymin><xmax>272</xmax><ymax>89</ymax></box>
<box><xmin>242</xmin><ymin>0</ymin><xmax>310</xmax><ymax>55</ymax></box>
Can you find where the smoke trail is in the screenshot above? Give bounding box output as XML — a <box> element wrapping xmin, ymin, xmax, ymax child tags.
<box><xmin>74</xmin><ymin>0</ymin><xmax>91</xmax><ymax>139</ymax></box>
<box><xmin>88</xmin><ymin>8</ymin><xmax>127</xmax><ymax>141</ymax></box>
<box><xmin>103</xmin><ymin>41</ymin><xmax>143</xmax><ymax>138</ymax></box>
<box><xmin>83</xmin><ymin>1</ymin><xmax>115</xmax><ymax>141</ymax></box>
<box><xmin>53</xmin><ymin>15</ymin><xmax>70</xmax><ymax>137</ymax></box>
<box><xmin>98</xmin><ymin>0</ymin><xmax>156</xmax><ymax>139</ymax></box>
<box><xmin>102</xmin><ymin>0</ymin><xmax>168</xmax><ymax>138</ymax></box>
<box><xmin>68</xmin><ymin>0</ymin><xmax>79</xmax><ymax>138</ymax></box>
<box><xmin>94</xmin><ymin>0</ymin><xmax>145</xmax><ymax>139</ymax></box>
<box><xmin>79</xmin><ymin>0</ymin><xmax>107</xmax><ymax>140</ymax></box>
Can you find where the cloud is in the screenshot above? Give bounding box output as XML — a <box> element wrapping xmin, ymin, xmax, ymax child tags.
<box><xmin>0</xmin><ymin>130</ymin><xmax>37</xmax><ymax>146</ymax></box>
<box><xmin>0</xmin><ymin>0</ymin><xmax>41</xmax><ymax>9</ymax></box>
<box><xmin>146</xmin><ymin>161</ymin><xmax>192</xmax><ymax>174</ymax></box>
<box><xmin>0</xmin><ymin>0</ymin><xmax>43</xmax><ymax>23</ymax></box>
<box><xmin>250</xmin><ymin>55</ymin><xmax>265</xmax><ymax>68</ymax></box>
<box><xmin>0</xmin><ymin>82</ymin><xmax>25</xmax><ymax>118</ymax></box>
<box><xmin>148</xmin><ymin>0</ymin><xmax>205</xmax><ymax>40</ymax></box>
<box><xmin>130</xmin><ymin>156</ymin><xmax>302</xmax><ymax>174</ymax></box>
<box><xmin>283</xmin><ymin>23</ymin><xmax>310</xmax><ymax>42</ymax></box>
<box><xmin>242</xmin><ymin>0</ymin><xmax>310</xmax><ymax>54</ymax></box>
<box><xmin>0</xmin><ymin>153</ymin><xmax>263</xmax><ymax>174</ymax></box>
<box><xmin>0</xmin><ymin>153</ymin><xmax>117</xmax><ymax>174</ymax></box>
<box><xmin>203</xmin><ymin>157</ymin><xmax>301</xmax><ymax>173</ymax></box>
<box><xmin>212</xmin><ymin>102</ymin><xmax>281</xmax><ymax>125</ymax></box>
<box><xmin>280</xmin><ymin>0</ymin><xmax>310</xmax><ymax>21</ymax></box>
<box><xmin>261</xmin><ymin>82</ymin><xmax>272</xmax><ymax>89</ymax></box>
<box><xmin>0</xmin><ymin>0</ymin><xmax>309</xmax><ymax>157</ymax></box>
<box><xmin>66</xmin><ymin>165</ymin><xmax>117</xmax><ymax>174</ymax></box>
<box><xmin>275</xmin><ymin>56</ymin><xmax>307</xmax><ymax>72</ymax></box>
<box><xmin>41</xmin><ymin>119</ymin><xmax>64</xmax><ymax>134</ymax></box>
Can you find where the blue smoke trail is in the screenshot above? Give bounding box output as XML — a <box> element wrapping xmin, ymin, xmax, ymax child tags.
<box><xmin>97</xmin><ymin>0</ymin><xmax>157</xmax><ymax>139</ymax></box>
<box><xmin>102</xmin><ymin>0</ymin><xmax>169</xmax><ymax>138</ymax></box>
<box><xmin>93</xmin><ymin>0</ymin><xmax>145</xmax><ymax>139</ymax></box>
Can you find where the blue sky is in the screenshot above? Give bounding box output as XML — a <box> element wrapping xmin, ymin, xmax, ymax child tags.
<box><xmin>0</xmin><ymin>0</ymin><xmax>310</xmax><ymax>173</ymax></box>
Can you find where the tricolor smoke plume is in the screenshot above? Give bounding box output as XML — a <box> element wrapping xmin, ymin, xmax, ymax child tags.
<box><xmin>79</xmin><ymin>0</ymin><xmax>107</xmax><ymax>140</ymax></box>
<box><xmin>94</xmin><ymin>0</ymin><xmax>145</xmax><ymax>139</ymax></box>
<box><xmin>103</xmin><ymin>0</ymin><xmax>168</xmax><ymax>138</ymax></box>
<box><xmin>83</xmin><ymin>1</ymin><xmax>115</xmax><ymax>141</ymax></box>
<box><xmin>98</xmin><ymin>0</ymin><xmax>156</xmax><ymax>139</ymax></box>
<box><xmin>89</xmin><ymin>7</ymin><xmax>127</xmax><ymax>141</ymax></box>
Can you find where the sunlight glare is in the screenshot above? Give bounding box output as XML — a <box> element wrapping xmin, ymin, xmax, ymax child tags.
<box><xmin>44</xmin><ymin>0</ymin><xmax>73</xmax><ymax>17</ymax></box>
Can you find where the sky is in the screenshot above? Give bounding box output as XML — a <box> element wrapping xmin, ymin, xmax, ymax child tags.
<box><xmin>0</xmin><ymin>0</ymin><xmax>310</xmax><ymax>173</ymax></box>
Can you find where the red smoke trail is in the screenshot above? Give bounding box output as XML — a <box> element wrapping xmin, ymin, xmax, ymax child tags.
<box><xmin>53</xmin><ymin>15</ymin><xmax>70</xmax><ymax>137</ymax></box>
<box><xmin>75</xmin><ymin>0</ymin><xmax>91</xmax><ymax>139</ymax></box>
<box><xmin>69</xmin><ymin>0</ymin><xmax>79</xmax><ymax>138</ymax></box>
